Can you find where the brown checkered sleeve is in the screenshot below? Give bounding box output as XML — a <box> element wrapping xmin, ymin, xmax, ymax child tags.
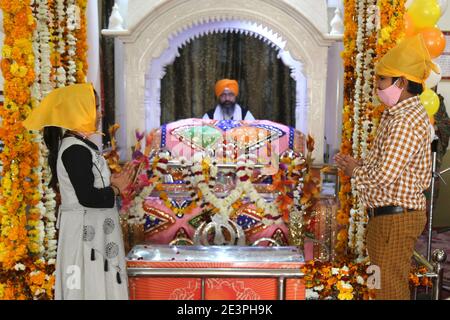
<box><xmin>354</xmin><ymin>120</ymin><xmax>419</xmax><ymax>188</ymax></box>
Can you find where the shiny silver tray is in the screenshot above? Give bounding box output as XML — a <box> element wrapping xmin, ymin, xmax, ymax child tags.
<box><xmin>127</xmin><ymin>245</ymin><xmax>304</xmax><ymax>263</ymax></box>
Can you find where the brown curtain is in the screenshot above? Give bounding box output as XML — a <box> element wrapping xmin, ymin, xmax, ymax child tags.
<box><xmin>160</xmin><ymin>33</ymin><xmax>296</xmax><ymax>126</ymax></box>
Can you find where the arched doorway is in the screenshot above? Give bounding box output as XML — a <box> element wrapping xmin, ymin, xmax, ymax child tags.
<box><xmin>104</xmin><ymin>0</ymin><xmax>339</xmax><ymax>162</ymax></box>
<box><xmin>159</xmin><ymin>31</ymin><xmax>297</xmax><ymax>126</ymax></box>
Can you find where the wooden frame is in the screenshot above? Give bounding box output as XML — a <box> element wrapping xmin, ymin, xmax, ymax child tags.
<box><xmin>436</xmin><ymin>31</ymin><xmax>450</xmax><ymax>80</ymax></box>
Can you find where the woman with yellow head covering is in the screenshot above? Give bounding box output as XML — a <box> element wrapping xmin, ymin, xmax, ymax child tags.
<box><xmin>24</xmin><ymin>83</ymin><xmax>98</xmax><ymax>133</ymax></box>
<box><xmin>335</xmin><ymin>34</ymin><xmax>434</xmax><ymax>300</ymax></box>
<box><xmin>24</xmin><ymin>83</ymin><xmax>132</xmax><ymax>300</ymax></box>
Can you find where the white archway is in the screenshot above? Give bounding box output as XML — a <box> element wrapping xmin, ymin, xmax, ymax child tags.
<box><xmin>143</xmin><ymin>20</ymin><xmax>307</xmax><ymax>135</ymax></box>
<box><xmin>103</xmin><ymin>0</ymin><xmax>340</xmax><ymax>162</ymax></box>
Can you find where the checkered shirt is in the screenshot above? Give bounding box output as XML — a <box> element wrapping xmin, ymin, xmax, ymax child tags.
<box><xmin>353</xmin><ymin>96</ymin><xmax>432</xmax><ymax>210</ymax></box>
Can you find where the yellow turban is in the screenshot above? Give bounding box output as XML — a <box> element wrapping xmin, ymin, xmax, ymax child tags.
<box><xmin>375</xmin><ymin>34</ymin><xmax>439</xmax><ymax>86</ymax></box>
<box><xmin>23</xmin><ymin>83</ymin><xmax>97</xmax><ymax>133</ymax></box>
<box><xmin>215</xmin><ymin>79</ymin><xmax>239</xmax><ymax>97</ymax></box>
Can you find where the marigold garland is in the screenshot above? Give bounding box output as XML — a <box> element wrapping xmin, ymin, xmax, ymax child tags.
<box><xmin>54</xmin><ymin>0</ymin><xmax>67</xmax><ymax>87</ymax></box>
<box><xmin>346</xmin><ymin>0</ymin><xmax>378</xmax><ymax>262</ymax></box>
<box><xmin>0</xmin><ymin>0</ymin><xmax>54</xmax><ymax>300</ymax></box>
<box><xmin>0</xmin><ymin>0</ymin><xmax>89</xmax><ymax>300</ymax></box>
<box><xmin>374</xmin><ymin>0</ymin><xmax>406</xmax><ymax>120</ymax></box>
<box><xmin>337</xmin><ymin>0</ymin><xmax>406</xmax><ymax>260</ymax></box>
<box><xmin>336</xmin><ymin>0</ymin><xmax>357</xmax><ymax>257</ymax></box>
<box><xmin>301</xmin><ymin>260</ymin><xmax>432</xmax><ymax>300</ymax></box>
<box><xmin>119</xmin><ymin>131</ymin><xmax>318</xmax><ymax>248</ymax></box>
<box><xmin>74</xmin><ymin>0</ymin><xmax>88</xmax><ymax>83</ymax></box>
<box><xmin>31</xmin><ymin>0</ymin><xmax>58</xmax><ymax>265</ymax></box>
<box><xmin>336</xmin><ymin>0</ymin><xmax>433</xmax><ymax>293</ymax></box>
<box><xmin>409</xmin><ymin>266</ymin><xmax>433</xmax><ymax>288</ymax></box>
<box><xmin>0</xmin><ymin>0</ymin><xmax>37</xmax><ymax>271</ymax></box>
<box><xmin>301</xmin><ymin>260</ymin><xmax>375</xmax><ymax>300</ymax></box>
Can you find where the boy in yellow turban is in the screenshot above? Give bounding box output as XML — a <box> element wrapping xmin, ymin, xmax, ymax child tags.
<box><xmin>203</xmin><ymin>79</ymin><xmax>255</xmax><ymax>120</ymax></box>
<box><xmin>335</xmin><ymin>34</ymin><xmax>436</xmax><ymax>299</ymax></box>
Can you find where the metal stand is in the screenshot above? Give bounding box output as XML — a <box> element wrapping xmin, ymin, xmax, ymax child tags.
<box><xmin>427</xmin><ymin>140</ymin><xmax>438</xmax><ymax>262</ymax></box>
<box><xmin>413</xmin><ymin>249</ymin><xmax>447</xmax><ymax>300</ymax></box>
<box><xmin>425</xmin><ymin>140</ymin><xmax>450</xmax><ymax>261</ymax></box>
<box><xmin>422</xmin><ymin>138</ymin><xmax>449</xmax><ymax>298</ymax></box>
<box><xmin>435</xmin><ymin>166</ymin><xmax>450</xmax><ymax>234</ymax></box>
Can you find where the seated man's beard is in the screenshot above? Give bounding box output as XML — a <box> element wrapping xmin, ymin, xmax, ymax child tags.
<box><xmin>220</xmin><ymin>101</ymin><xmax>236</xmax><ymax>118</ymax></box>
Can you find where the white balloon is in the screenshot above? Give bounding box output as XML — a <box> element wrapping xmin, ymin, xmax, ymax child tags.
<box><xmin>425</xmin><ymin>61</ymin><xmax>442</xmax><ymax>89</ymax></box>
<box><xmin>439</xmin><ymin>0</ymin><xmax>448</xmax><ymax>16</ymax></box>
<box><xmin>405</xmin><ymin>0</ymin><xmax>414</xmax><ymax>9</ymax></box>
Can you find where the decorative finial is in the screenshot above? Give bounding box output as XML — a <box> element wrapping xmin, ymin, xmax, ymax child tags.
<box><xmin>108</xmin><ymin>3</ymin><xmax>124</xmax><ymax>31</ymax></box>
<box><xmin>432</xmin><ymin>248</ymin><xmax>447</xmax><ymax>264</ymax></box>
<box><xmin>330</xmin><ymin>7</ymin><xmax>344</xmax><ymax>36</ymax></box>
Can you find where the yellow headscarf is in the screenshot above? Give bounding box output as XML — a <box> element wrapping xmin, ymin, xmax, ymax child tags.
<box><xmin>23</xmin><ymin>83</ymin><xmax>97</xmax><ymax>133</ymax></box>
<box><xmin>375</xmin><ymin>34</ymin><xmax>439</xmax><ymax>86</ymax></box>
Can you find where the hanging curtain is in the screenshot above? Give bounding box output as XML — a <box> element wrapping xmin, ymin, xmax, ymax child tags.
<box><xmin>100</xmin><ymin>0</ymin><xmax>116</xmax><ymax>146</ymax></box>
<box><xmin>160</xmin><ymin>32</ymin><xmax>296</xmax><ymax>126</ymax></box>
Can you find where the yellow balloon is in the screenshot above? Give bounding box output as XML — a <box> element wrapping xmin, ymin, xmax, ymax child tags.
<box><xmin>408</xmin><ymin>0</ymin><xmax>441</xmax><ymax>30</ymax></box>
<box><xmin>420</xmin><ymin>89</ymin><xmax>440</xmax><ymax>116</ymax></box>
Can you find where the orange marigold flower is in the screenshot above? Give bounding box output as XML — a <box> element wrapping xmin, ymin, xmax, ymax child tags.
<box><xmin>336</xmin><ymin>212</ymin><xmax>350</xmax><ymax>225</ymax></box>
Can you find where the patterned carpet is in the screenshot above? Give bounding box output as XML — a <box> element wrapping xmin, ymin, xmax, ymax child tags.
<box><xmin>415</xmin><ymin>228</ymin><xmax>450</xmax><ymax>299</ymax></box>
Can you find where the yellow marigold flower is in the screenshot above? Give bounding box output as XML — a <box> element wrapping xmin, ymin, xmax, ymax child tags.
<box><xmin>2</xmin><ymin>45</ymin><xmax>12</xmax><ymax>58</ymax></box>
<box><xmin>27</xmin><ymin>54</ymin><xmax>34</xmax><ymax>66</ymax></box>
<box><xmin>27</xmin><ymin>12</ymin><xmax>35</xmax><ymax>26</ymax></box>
<box><xmin>15</xmin><ymin>38</ymin><xmax>32</xmax><ymax>52</ymax></box>
<box><xmin>14</xmin><ymin>66</ymin><xmax>28</xmax><ymax>78</ymax></box>
<box><xmin>338</xmin><ymin>291</ymin><xmax>354</xmax><ymax>300</ymax></box>
<box><xmin>9</xmin><ymin>62</ymin><xmax>19</xmax><ymax>75</ymax></box>
<box><xmin>1</xmin><ymin>212</ymin><xmax>11</xmax><ymax>224</ymax></box>
<box><xmin>11</xmin><ymin>162</ymin><xmax>19</xmax><ymax>177</ymax></box>
<box><xmin>343</xmin><ymin>121</ymin><xmax>353</xmax><ymax>131</ymax></box>
<box><xmin>0</xmin><ymin>243</ymin><xmax>7</xmax><ymax>262</ymax></box>
<box><xmin>379</xmin><ymin>26</ymin><xmax>393</xmax><ymax>44</ymax></box>
<box><xmin>2</xmin><ymin>175</ymin><xmax>12</xmax><ymax>190</ymax></box>
<box><xmin>28</xmin><ymin>242</ymin><xmax>40</xmax><ymax>254</ymax></box>
<box><xmin>8</xmin><ymin>101</ymin><xmax>19</xmax><ymax>112</ymax></box>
